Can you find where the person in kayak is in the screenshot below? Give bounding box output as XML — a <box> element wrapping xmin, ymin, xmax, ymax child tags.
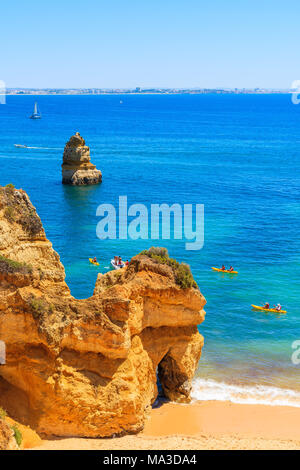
<box><xmin>93</xmin><ymin>257</ymin><xmax>97</xmax><ymax>263</ymax></box>
<box><xmin>263</xmin><ymin>302</ymin><xmax>270</xmax><ymax>309</ymax></box>
<box><xmin>221</xmin><ymin>265</ymin><xmax>226</xmax><ymax>271</ymax></box>
<box><xmin>229</xmin><ymin>266</ymin><xmax>234</xmax><ymax>272</ymax></box>
<box><xmin>275</xmin><ymin>303</ymin><xmax>282</xmax><ymax>311</ymax></box>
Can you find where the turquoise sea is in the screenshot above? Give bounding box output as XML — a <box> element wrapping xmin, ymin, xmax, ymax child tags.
<box><xmin>1</xmin><ymin>94</ymin><xmax>300</xmax><ymax>406</ymax></box>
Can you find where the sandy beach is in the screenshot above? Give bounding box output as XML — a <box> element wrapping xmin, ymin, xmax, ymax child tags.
<box><xmin>35</xmin><ymin>401</ymin><xmax>300</xmax><ymax>450</ymax></box>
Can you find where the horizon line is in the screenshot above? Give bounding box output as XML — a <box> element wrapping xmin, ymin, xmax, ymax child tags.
<box><xmin>6</xmin><ymin>86</ymin><xmax>294</xmax><ymax>91</ymax></box>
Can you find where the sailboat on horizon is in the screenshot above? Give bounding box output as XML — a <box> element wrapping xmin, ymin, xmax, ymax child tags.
<box><xmin>30</xmin><ymin>102</ymin><xmax>41</xmax><ymax>119</ymax></box>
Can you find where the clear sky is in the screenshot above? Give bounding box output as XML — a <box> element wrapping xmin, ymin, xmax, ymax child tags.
<box><xmin>1</xmin><ymin>0</ymin><xmax>300</xmax><ymax>89</ymax></box>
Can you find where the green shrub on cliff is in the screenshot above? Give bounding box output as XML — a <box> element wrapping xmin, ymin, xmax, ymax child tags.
<box><xmin>29</xmin><ymin>296</ymin><xmax>48</xmax><ymax>318</ymax></box>
<box><xmin>142</xmin><ymin>247</ymin><xmax>168</xmax><ymax>258</ymax></box>
<box><xmin>0</xmin><ymin>255</ymin><xmax>32</xmax><ymax>275</ymax></box>
<box><xmin>19</xmin><ymin>209</ymin><xmax>43</xmax><ymax>236</ymax></box>
<box><xmin>0</xmin><ymin>185</ymin><xmax>43</xmax><ymax>236</ymax></box>
<box><xmin>174</xmin><ymin>262</ymin><xmax>198</xmax><ymax>289</ymax></box>
<box><xmin>4</xmin><ymin>206</ymin><xmax>15</xmax><ymax>222</ymax></box>
<box><xmin>0</xmin><ymin>408</ymin><xmax>7</xmax><ymax>419</ymax></box>
<box><xmin>5</xmin><ymin>183</ymin><xmax>15</xmax><ymax>194</ymax></box>
<box><xmin>29</xmin><ymin>295</ymin><xmax>54</xmax><ymax>319</ymax></box>
<box><xmin>11</xmin><ymin>425</ymin><xmax>22</xmax><ymax>447</ymax></box>
<box><xmin>140</xmin><ymin>247</ymin><xmax>197</xmax><ymax>289</ymax></box>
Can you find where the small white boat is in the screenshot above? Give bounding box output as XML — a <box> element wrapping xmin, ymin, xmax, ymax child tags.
<box><xmin>111</xmin><ymin>259</ymin><xmax>125</xmax><ymax>270</ymax></box>
<box><xmin>30</xmin><ymin>102</ymin><xmax>42</xmax><ymax>119</ymax></box>
<box><xmin>14</xmin><ymin>144</ymin><xmax>28</xmax><ymax>148</ymax></box>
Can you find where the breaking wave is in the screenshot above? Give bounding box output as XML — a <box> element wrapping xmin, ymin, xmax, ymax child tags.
<box><xmin>191</xmin><ymin>378</ymin><xmax>300</xmax><ymax>408</ymax></box>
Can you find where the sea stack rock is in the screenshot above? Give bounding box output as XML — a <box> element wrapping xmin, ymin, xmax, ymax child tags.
<box><xmin>61</xmin><ymin>132</ymin><xmax>102</xmax><ymax>185</ymax></box>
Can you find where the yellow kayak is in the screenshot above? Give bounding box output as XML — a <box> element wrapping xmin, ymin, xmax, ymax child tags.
<box><xmin>212</xmin><ymin>267</ymin><xmax>238</xmax><ymax>274</ymax></box>
<box><xmin>251</xmin><ymin>305</ymin><xmax>287</xmax><ymax>314</ymax></box>
<box><xmin>89</xmin><ymin>258</ymin><xmax>99</xmax><ymax>266</ymax></box>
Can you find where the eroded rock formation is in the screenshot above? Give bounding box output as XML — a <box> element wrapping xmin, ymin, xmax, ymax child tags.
<box><xmin>61</xmin><ymin>132</ymin><xmax>102</xmax><ymax>185</ymax></box>
<box><xmin>0</xmin><ymin>186</ymin><xmax>206</xmax><ymax>438</ymax></box>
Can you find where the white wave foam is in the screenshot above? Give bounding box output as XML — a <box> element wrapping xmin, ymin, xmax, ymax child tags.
<box><xmin>25</xmin><ymin>147</ymin><xmax>63</xmax><ymax>150</ymax></box>
<box><xmin>191</xmin><ymin>378</ymin><xmax>300</xmax><ymax>408</ymax></box>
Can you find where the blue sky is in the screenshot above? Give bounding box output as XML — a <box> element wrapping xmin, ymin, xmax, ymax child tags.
<box><xmin>1</xmin><ymin>0</ymin><xmax>300</xmax><ymax>88</ymax></box>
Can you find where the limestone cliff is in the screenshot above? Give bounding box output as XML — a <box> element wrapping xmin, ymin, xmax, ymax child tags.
<box><xmin>0</xmin><ymin>186</ymin><xmax>206</xmax><ymax>438</ymax></box>
<box><xmin>61</xmin><ymin>132</ymin><xmax>102</xmax><ymax>185</ymax></box>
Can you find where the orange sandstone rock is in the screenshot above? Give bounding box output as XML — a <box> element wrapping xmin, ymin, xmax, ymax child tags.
<box><xmin>0</xmin><ymin>186</ymin><xmax>205</xmax><ymax>438</ymax></box>
<box><xmin>61</xmin><ymin>132</ymin><xmax>102</xmax><ymax>185</ymax></box>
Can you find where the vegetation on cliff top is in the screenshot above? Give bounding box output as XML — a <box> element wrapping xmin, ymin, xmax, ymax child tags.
<box><xmin>19</xmin><ymin>209</ymin><xmax>43</xmax><ymax>236</ymax></box>
<box><xmin>1</xmin><ymin>185</ymin><xmax>43</xmax><ymax>236</ymax></box>
<box><xmin>0</xmin><ymin>255</ymin><xmax>33</xmax><ymax>275</ymax></box>
<box><xmin>140</xmin><ymin>247</ymin><xmax>198</xmax><ymax>289</ymax></box>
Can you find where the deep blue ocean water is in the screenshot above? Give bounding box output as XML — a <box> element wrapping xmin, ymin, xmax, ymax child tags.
<box><xmin>1</xmin><ymin>94</ymin><xmax>300</xmax><ymax>405</ymax></box>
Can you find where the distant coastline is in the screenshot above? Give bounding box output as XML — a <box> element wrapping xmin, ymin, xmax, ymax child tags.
<box><xmin>5</xmin><ymin>87</ymin><xmax>293</xmax><ymax>96</ymax></box>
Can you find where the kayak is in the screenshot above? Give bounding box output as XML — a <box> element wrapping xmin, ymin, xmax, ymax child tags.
<box><xmin>111</xmin><ymin>259</ymin><xmax>125</xmax><ymax>270</ymax></box>
<box><xmin>251</xmin><ymin>305</ymin><xmax>287</xmax><ymax>314</ymax></box>
<box><xmin>212</xmin><ymin>267</ymin><xmax>238</xmax><ymax>274</ymax></box>
<box><xmin>89</xmin><ymin>258</ymin><xmax>99</xmax><ymax>266</ymax></box>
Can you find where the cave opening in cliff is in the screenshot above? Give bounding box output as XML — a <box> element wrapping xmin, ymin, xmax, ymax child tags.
<box><xmin>0</xmin><ymin>341</ymin><xmax>5</xmax><ymax>365</ymax></box>
<box><xmin>156</xmin><ymin>354</ymin><xmax>171</xmax><ymax>402</ymax></box>
<box><xmin>156</xmin><ymin>366</ymin><xmax>164</xmax><ymax>399</ymax></box>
